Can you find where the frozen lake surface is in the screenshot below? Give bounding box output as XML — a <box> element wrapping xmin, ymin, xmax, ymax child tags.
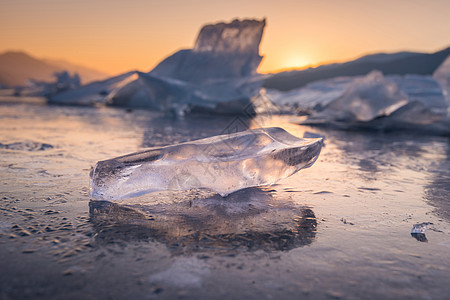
<box><xmin>1</xmin><ymin>99</ymin><xmax>450</xmax><ymax>299</ymax></box>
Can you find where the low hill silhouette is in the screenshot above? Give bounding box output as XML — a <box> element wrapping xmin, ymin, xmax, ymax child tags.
<box><xmin>0</xmin><ymin>51</ymin><xmax>109</xmax><ymax>87</ymax></box>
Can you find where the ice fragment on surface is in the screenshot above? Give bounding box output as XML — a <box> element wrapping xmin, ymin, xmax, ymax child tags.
<box><xmin>89</xmin><ymin>127</ymin><xmax>322</xmax><ymax>200</ymax></box>
<box><xmin>411</xmin><ymin>222</ymin><xmax>432</xmax><ymax>243</ymax></box>
<box><xmin>411</xmin><ymin>223</ymin><xmax>431</xmax><ymax>234</ymax></box>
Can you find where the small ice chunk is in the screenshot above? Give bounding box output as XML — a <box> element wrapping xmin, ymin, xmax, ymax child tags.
<box><xmin>411</xmin><ymin>223</ymin><xmax>431</xmax><ymax>234</ymax></box>
<box><xmin>410</xmin><ymin>222</ymin><xmax>432</xmax><ymax>242</ymax></box>
<box><xmin>89</xmin><ymin>127</ymin><xmax>322</xmax><ymax>200</ymax></box>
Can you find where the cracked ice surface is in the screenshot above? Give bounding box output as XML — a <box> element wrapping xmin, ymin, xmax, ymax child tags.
<box><xmin>89</xmin><ymin>127</ymin><xmax>322</xmax><ymax>200</ymax></box>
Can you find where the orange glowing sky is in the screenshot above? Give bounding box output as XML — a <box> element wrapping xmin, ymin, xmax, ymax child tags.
<box><xmin>1</xmin><ymin>0</ymin><xmax>449</xmax><ymax>75</ymax></box>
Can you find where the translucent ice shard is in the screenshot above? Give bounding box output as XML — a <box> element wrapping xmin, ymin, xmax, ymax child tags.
<box><xmin>89</xmin><ymin>127</ymin><xmax>322</xmax><ymax>200</ymax></box>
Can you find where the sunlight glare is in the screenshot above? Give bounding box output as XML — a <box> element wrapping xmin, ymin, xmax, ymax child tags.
<box><xmin>278</xmin><ymin>55</ymin><xmax>311</xmax><ymax>72</ymax></box>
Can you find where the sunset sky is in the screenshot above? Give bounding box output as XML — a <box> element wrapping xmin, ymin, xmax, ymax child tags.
<box><xmin>1</xmin><ymin>0</ymin><xmax>449</xmax><ymax>75</ymax></box>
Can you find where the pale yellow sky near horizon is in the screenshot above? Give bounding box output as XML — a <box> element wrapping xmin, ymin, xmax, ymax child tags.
<box><xmin>1</xmin><ymin>0</ymin><xmax>449</xmax><ymax>75</ymax></box>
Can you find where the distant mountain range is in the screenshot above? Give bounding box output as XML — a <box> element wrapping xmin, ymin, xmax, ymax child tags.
<box><xmin>264</xmin><ymin>47</ymin><xmax>450</xmax><ymax>91</ymax></box>
<box><xmin>2</xmin><ymin>47</ymin><xmax>449</xmax><ymax>91</ymax></box>
<box><xmin>0</xmin><ymin>51</ymin><xmax>110</xmax><ymax>87</ymax></box>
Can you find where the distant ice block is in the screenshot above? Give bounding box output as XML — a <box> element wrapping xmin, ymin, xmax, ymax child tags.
<box><xmin>49</xmin><ymin>71</ymin><xmax>137</xmax><ymax>105</ymax></box>
<box><xmin>390</xmin><ymin>74</ymin><xmax>448</xmax><ymax>114</ymax></box>
<box><xmin>108</xmin><ymin>72</ymin><xmax>270</xmax><ymax>116</ymax></box>
<box><xmin>308</xmin><ymin>71</ymin><xmax>409</xmax><ymax>123</ymax></box>
<box><xmin>89</xmin><ymin>127</ymin><xmax>322</xmax><ymax>200</ymax></box>
<box><xmin>302</xmin><ymin>71</ymin><xmax>450</xmax><ymax>134</ymax></box>
<box><xmin>265</xmin><ymin>76</ymin><xmax>353</xmax><ymax>113</ymax></box>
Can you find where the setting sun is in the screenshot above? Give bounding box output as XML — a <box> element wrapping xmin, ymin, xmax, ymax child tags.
<box><xmin>1</xmin><ymin>0</ymin><xmax>449</xmax><ymax>75</ymax></box>
<box><xmin>278</xmin><ymin>55</ymin><xmax>312</xmax><ymax>72</ymax></box>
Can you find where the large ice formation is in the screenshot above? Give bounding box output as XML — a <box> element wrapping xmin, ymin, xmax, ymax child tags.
<box><xmin>108</xmin><ymin>72</ymin><xmax>269</xmax><ymax>115</ymax></box>
<box><xmin>89</xmin><ymin>127</ymin><xmax>322</xmax><ymax>200</ymax></box>
<box><xmin>151</xmin><ymin>19</ymin><xmax>265</xmax><ymax>82</ymax></box>
<box><xmin>48</xmin><ymin>19</ymin><xmax>267</xmax><ymax>113</ymax></box>
<box><xmin>107</xmin><ymin>18</ymin><xmax>267</xmax><ymax>114</ymax></box>
<box><xmin>300</xmin><ymin>70</ymin><xmax>450</xmax><ymax>133</ymax></box>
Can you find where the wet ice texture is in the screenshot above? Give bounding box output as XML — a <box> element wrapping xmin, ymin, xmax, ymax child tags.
<box><xmin>89</xmin><ymin>127</ymin><xmax>322</xmax><ymax>200</ymax></box>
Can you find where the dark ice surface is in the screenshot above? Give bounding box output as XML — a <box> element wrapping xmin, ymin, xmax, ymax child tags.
<box><xmin>1</xmin><ymin>99</ymin><xmax>450</xmax><ymax>299</ymax></box>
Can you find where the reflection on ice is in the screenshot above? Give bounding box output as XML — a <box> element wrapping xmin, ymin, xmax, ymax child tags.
<box><xmin>89</xmin><ymin>188</ymin><xmax>317</xmax><ymax>255</ymax></box>
<box><xmin>425</xmin><ymin>142</ymin><xmax>450</xmax><ymax>221</ymax></box>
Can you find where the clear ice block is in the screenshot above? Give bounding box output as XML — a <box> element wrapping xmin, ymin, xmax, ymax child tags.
<box><xmin>89</xmin><ymin>127</ymin><xmax>322</xmax><ymax>200</ymax></box>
